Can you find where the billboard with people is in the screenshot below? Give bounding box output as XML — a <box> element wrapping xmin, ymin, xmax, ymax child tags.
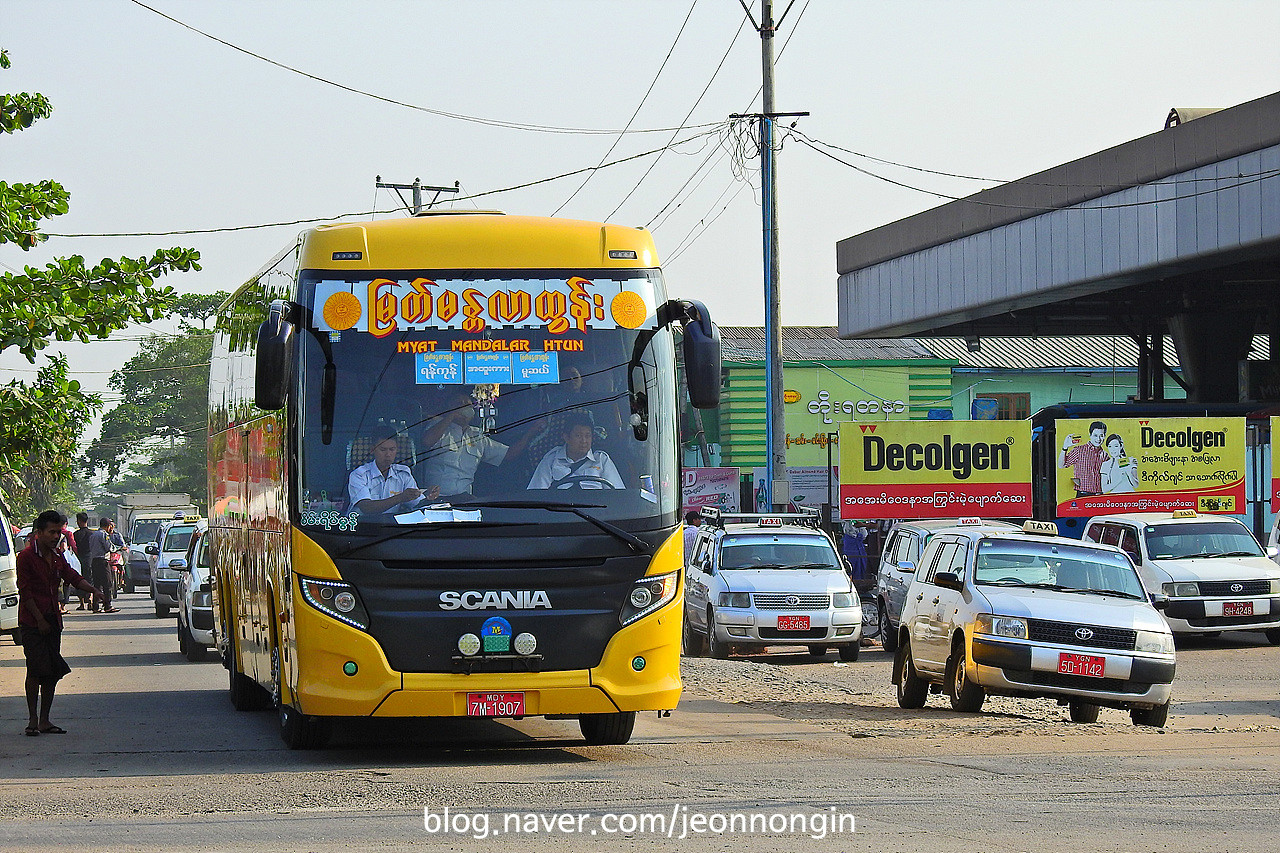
<box><xmin>1054</xmin><ymin>417</ymin><xmax>1245</xmax><ymax>516</ymax></box>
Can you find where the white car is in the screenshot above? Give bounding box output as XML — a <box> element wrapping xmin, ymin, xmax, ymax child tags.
<box><xmin>1085</xmin><ymin>511</ymin><xmax>1280</xmax><ymax>643</ymax></box>
<box><xmin>894</xmin><ymin>520</ymin><xmax>1176</xmax><ymax>726</ymax></box>
<box><xmin>177</xmin><ymin>521</ymin><xmax>213</xmax><ymax>661</ymax></box>
<box><xmin>684</xmin><ymin>510</ymin><xmax>862</xmax><ymax>661</ymax></box>
<box><xmin>0</xmin><ymin>510</ymin><xmax>18</xmax><ymax>643</ymax></box>
<box><xmin>148</xmin><ymin>516</ymin><xmax>199</xmax><ymax>618</ymax></box>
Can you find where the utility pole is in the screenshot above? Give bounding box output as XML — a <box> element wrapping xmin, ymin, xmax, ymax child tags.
<box><xmin>374</xmin><ymin>176</ymin><xmax>460</xmax><ymax>214</ymax></box>
<box><xmin>732</xmin><ymin>0</ymin><xmax>806</xmax><ymax>510</ymax></box>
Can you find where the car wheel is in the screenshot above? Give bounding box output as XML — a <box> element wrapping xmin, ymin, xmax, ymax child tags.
<box><xmin>9</xmin><ymin>629</ymin><xmax>20</xmax><ymax>646</ymax></box>
<box><xmin>681</xmin><ymin>609</ymin><xmax>706</xmax><ymax>657</ymax></box>
<box><xmin>860</xmin><ymin>596</ymin><xmax>879</xmax><ymax>640</ymax></box>
<box><xmin>706</xmin><ymin>609</ymin><xmax>729</xmax><ymax>659</ymax></box>
<box><xmin>125</xmin><ymin>577</ymin><xmax>135</xmax><ymax>594</ymax></box>
<box><xmin>1131</xmin><ymin>701</ymin><xmax>1170</xmax><ymax>728</ymax></box>
<box><xmin>879</xmin><ymin>604</ymin><xmax>898</xmax><ymax>652</ymax></box>
<box><xmin>945</xmin><ymin>642</ymin><xmax>985</xmax><ymax>712</ymax></box>
<box><xmin>177</xmin><ymin>620</ymin><xmax>188</xmax><ymax>656</ymax></box>
<box><xmin>894</xmin><ymin>641</ymin><xmax>928</xmax><ymax>709</ymax></box>
<box><xmin>279</xmin><ymin>703</ymin><xmax>330</xmax><ymax>750</ymax></box>
<box><xmin>155</xmin><ymin>602</ymin><xmax>170</xmax><ymax>618</ymax></box>
<box><xmin>1265</xmin><ymin>628</ymin><xmax>1280</xmax><ymax>645</ymax></box>
<box><xmin>579</xmin><ymin>711</ymin><xmax>637</xmax><ymax>745</ymax></box>
<box><xmin>1069</xmin><ymin>700</ymin><xmax>1100</xmax><ymax>723</ymax></box>
<box><xmin>838</xmin><ymin>643</ymin><xmax>860</xmax><ymax>662</ymax></box>
<box><xmin>807</xmin><ymin>645</ymin><xmax>828</xmax><ymax>658</ymax></box>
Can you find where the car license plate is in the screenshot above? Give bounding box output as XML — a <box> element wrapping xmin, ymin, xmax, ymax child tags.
<box><xmin>777</xmin><ymin>615</ymin><xmax>810</xmax><ymax>631</ymax></box>
<box><xmin>1223</xmin><ymin>601</ymin><xmax>1254</xmax><ymax>617</ymax></box>
<box><xmin>466</xmin><ymin>692</ymin><xmax>525</xmax><ymax>717</ymax></box>
<box><xmin>1058</xmin><ymin>652</ymin><xmax>1105</xmax><ymax>678</ymax></box>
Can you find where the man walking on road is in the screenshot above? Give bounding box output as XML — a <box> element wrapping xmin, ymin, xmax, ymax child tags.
<box><xmin>85</xmin><ymin>519</ymin><xmax>121</xmax><ymax>614</ymax></box>
<box><xmin>17</xmin><ymin>510</ymin><xmax>103</xmax><ymax>736</ymax></box>
<box><xmin>71</xmin><ymin>513</ymin><xmax>94</xmax><ymax>611</ymax></box>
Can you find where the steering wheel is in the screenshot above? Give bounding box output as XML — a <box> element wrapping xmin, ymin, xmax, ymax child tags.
<box><xmin>550</xmin><ymin>475</ymin><xmax>620</xmax><ymax>490</ymax></box>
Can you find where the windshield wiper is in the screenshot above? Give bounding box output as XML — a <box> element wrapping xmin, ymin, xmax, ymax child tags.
<box><xmin>979</xmin><ymin>580</ymin><xmax>1066</xmax><ymax>590</ymax></box>
<box><xmin>724</xmin><ymin>563</ymin><xmax>786</xmax><ymax>571</ymax></box>
<box><xmin>335</xmin><ymin>518</ymin><xmax>519</xmax><ymax>557</ymax></box>
<box><xmin>1064</xmin><ymin>588</ymin><xmax>1145</xmax><ymax>600</ymax></box>
<box><xmin>1201</xmin><ymin>550</ymin><xmax>1261</xmax><ymax>558</ymax></box>
<box><xmin>789</xmin><ymin>562</ymin><xmax>838</xmax><ymax>571</ymax></box>
<box><xmin>452</xmin><ymin>499</ymin><xmax>651</xmax><ymax>555</ymax></box>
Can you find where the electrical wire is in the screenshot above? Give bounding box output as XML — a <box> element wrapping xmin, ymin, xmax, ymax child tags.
<box><xmin>42</xmin><ymin>125</ymin><xmax>727</xmax><ymax>238</ymax></box>
<box><xmin>128</xmin><ymin>0</ymin><xmax>721</xmax><ymax>137</ymax></box>
<box><xmin>552</xmin><ymin>0</ymin><xmax>700</xmax><ymax>215</ymax></box>
<box><xmin>603</xmin><ymin>7</ymin><xmax>752</xmax><ymax>221</ymax></box>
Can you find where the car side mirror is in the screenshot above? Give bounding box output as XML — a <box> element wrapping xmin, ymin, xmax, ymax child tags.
<box><xmin>1268</xmin><ymin>545</ymin><xmax>1279</xmax><ymax>559</ymax></box>
<box><xmin>145</xmin><ymin>544</ymin><xmax>159</xmax><ymax>555</ymax></box>
<box><xmin>1149</xmin><ymin>592</ymin><xmax>1170</xmax><ymax>611</ymax></box>
<box><xmin>933</xmin><ymin>571</ymin><xmax>963</xmax><ymax>591</ymax></box>
<box><xmin>897</xmin><ymin>560</ymin><xmax>916</xmax><ymax>573</ymax></box>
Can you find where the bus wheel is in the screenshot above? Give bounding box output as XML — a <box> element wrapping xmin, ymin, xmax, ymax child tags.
<box><xmin>279</xmin><ymin>704</ymin><xmax>331</xmax><ymax>750</ymax></box>
<box><xmin>228</xmin><ymin>635</ymin><xmax>268</xmax><ymax>711</ymax></box>
<box><xmin>579</xmin><ymin>711</ymin><xmax>636</xmax><ymax>745</ymax></box>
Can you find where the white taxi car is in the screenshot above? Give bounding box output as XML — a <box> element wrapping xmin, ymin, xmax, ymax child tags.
<box><xmin>1085</xmin><ymin>511</ymin><xmax>1280</xmax><ymax>643</ymax></box>
<box><xmin>684</xmin><ymin>509</ymin><xmax>863</xmax><ymax>661</ymax></box>
<box><xmin>893</xmin><ymin>521</ymin><xmax>1176</xmax><ymax>726</ymax></box>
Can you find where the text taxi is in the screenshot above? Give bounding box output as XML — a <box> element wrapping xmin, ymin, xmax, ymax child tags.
<box><xmin>893</xmin><ymin>520</ymin><xmax>1176</xmax><ymax>726</ymax></box>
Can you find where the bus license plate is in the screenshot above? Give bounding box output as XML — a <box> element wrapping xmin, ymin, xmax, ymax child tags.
<box><xmin>1058</xmin><ymin>652</ymin><xmax>1105</xmax><ymax>678</ymax></box>
<box><xmin>1223</xmin><ymin>601</ymin><xmax>1254</xmax><ymax>617</ymax></box>
<box><xmin>777</xmin><ymin>615</ymin><xmax>810</xmax><ymax>631</ymax></box>
<box><xmin>467</xmin><ymin>692</ymin><xmax>525</xmax><ymax>717</ymax></box>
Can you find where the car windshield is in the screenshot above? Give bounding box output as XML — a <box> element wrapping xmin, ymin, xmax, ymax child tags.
<box><xmin>163</xmin><ymin>526</ymin><xmax>196</xmax><ymax>553</ymax></box>
<box><xmin>1144</xmin><ymin>521</ymin><xmax>1264</xmax><ymax>559</ymax></box>
<box><xmin>131</xmin><ymin>519</ymin><xmax>164</xmax><ymax>544</ymax></box>
<box><xmin>290</xmin><ymin>270</ymin><xmax>677</xmax><ymax>532</ymax></box>
<box><xmin>720</xmin><ymin>534</ymin><xmax>840</xmax><ymax>570</ymax></box>
<box><xmin>974</xmin><ymin>539</ymin><xmax>1147</xmax><ymax>599</ymax></box>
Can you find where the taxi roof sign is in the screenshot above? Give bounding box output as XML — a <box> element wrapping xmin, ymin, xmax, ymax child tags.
<box><xmin>1022</xmin><ymin>520</ymin><xmax>1059</xmax><ymax>536</ymax></box>
<box><xmin>1172</xmin><ymin>509</ymin><xmax>1198</xmax><ymax>519</ymax></box>
<box><xmin>758</xmin><ymin>517</ymin><xmax>784</xmax><ymax>527</ymax></box>
<box><xmin>699</xmin><ymin>507</ymin><xmax>721</xmax><ymax>521</ymax></box>
<box><xmin>957</xmin><ymin>517</ymin><xmax>984</xmax><ymax>526</ymax></box>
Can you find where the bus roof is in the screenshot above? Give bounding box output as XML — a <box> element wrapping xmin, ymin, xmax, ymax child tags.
<box><xmin>299</xmin><ymin>212</ymin><xmax>661</xmax><ymax>272</ymax></box>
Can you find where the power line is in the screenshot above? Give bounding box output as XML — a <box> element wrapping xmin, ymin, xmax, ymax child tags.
<box><xmin>43</xmin><ymin>126</ymin><xmax>726</xmax><ymax>239</ymax></box>
<box><xmin>128</xmin><ymin>0</ymin><xmax>720</xmax><ymax>138</ymax></box>
<box><xmin>552</xmin><ymin>0</ymin><xmax>701</xmax><ymax>215</ymax></box>
<box><xmin>604</xmin><ymin>8</ymin><xmax>751</xmax><ymax>222</ymax></box>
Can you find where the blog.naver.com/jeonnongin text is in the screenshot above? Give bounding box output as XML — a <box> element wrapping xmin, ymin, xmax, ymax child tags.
<box><xmin>423</xmin><ymin>805</ymin><xmax>856</xmax><ymax>841</ymax></box>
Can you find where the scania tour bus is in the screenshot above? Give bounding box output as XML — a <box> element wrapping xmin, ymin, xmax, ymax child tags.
<box><xmin>208</xmin><ymin>211</ymin><xmax>720</xmax><ymax>748</ymax></box>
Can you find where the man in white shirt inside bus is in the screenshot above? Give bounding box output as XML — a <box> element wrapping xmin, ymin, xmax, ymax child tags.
<box><xmin>528</xmin><ymin>413</ymin><xmax>625</xmax><ymax>490</ymax></box>
<box><xmin>347</xmin><ymin>432</ymin><xmax>437</xmax><ymax>514</ymax></box>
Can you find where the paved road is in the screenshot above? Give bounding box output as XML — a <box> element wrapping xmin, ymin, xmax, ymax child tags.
<box><xmin>1</xmin><ymin>594</ymin><xmax>1279</xmax><ymax>851</ymax></box>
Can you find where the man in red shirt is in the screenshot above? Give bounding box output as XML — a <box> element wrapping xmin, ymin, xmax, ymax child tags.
<box><xmin>17</xmin><ymin>510</ymin><xmax>102</xmax><ymax>736</ymax></box>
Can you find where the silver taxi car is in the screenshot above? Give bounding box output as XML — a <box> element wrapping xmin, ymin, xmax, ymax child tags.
<box><xmin>1086</xmin><ymin>510</ymin><xmax>1280</xmax><ymax>643</ymax></box>
<box><xmin>893</xmin><ymin>520</ymin><xmax>1176</xmax><ymax>726</ymax></box>
<box><xmin>683</xmin><ymin>509</ymin><xmax>862</xmax><ymax>661</ymax></box>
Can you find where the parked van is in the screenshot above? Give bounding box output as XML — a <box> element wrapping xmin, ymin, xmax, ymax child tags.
<box><xmin>0</xmin><ymin>510</ymin><xmax>17</xmax><ymax>643</ymax></box>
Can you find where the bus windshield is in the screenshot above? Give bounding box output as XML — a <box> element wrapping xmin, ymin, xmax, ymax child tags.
<box><xmin>295</xmin><ymin>270</ymin><xmax>678</xmax><ymax>531</ymax></box>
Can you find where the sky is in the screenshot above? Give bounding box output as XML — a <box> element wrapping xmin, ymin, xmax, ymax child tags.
<box><xmin>3</xmin><ymin>0</ymin><xmax>1280</xmax><ymax>444</ymax></box>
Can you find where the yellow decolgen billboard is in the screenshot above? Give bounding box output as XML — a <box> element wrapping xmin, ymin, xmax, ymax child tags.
<box><xmin>1054</xmin><ymin>417</ymin><xmax>1245</xmax><ymax>516</ymax></box>
<box><xmin>839</xmin><ymin>421</ymin><xmax>1031</xmax><ymax>519</ymax></box>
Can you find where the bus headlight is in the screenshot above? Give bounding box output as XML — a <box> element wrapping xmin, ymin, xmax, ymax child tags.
<box><xmin>458</xmin><ymin>633</ymin><xmax>481</xmax><ymax>656</ymax></box>
<box><xmin>620</xmin><ymin>572</ymin><xmax>678</xmax><ymax>626</ymax></box>
<box><xmin>299</xmin><ymin>577</ymin><xmax>369</xmax><ymax>631</ymax></box>
<box><xmin>974</xmin><ymin>613</ymin><xmax>1028</xmax><ymax>639</ymax></box>
<box><xmin>514</xmin><ymin>632</ymin><xmax>538</xmax><ymax>656</ymax></box>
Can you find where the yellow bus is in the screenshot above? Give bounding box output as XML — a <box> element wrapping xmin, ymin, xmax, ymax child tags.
<box><xmin>208</xmin><ymin>211</ymin><xmax>720</xmax><ymax>748</ymax></box>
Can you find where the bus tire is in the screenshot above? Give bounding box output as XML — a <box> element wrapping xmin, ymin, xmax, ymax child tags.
<box><xmin>578</xmin><ymin>711</ymin><xmax>636</xmax><ymax>745</ymax></box>
<box><xmin>279</xmin><ymin>704</ymin><xmax>331</xmax><ymax>750</ymax></box>
<box><xmin>228</xmin><ymin>634</ymin><xmax>266</xmax><ymax>711</ymax></box>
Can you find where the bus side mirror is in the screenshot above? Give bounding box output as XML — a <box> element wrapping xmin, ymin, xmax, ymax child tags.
<box><xmin>681</xmin><ymin>300</ymin><xmax>721</xmax><ymax>410</ymax></box>
<box><xmin>255</xmin><ymin>300</ymin><xmax>294</xmax><ymax>411</ymax></box>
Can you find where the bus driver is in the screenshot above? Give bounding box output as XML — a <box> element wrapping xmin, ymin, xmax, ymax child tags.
<box><xmin>528</xmin><ymin>413</ymin><xmax>625</xmax><ymax>490</ymax></box>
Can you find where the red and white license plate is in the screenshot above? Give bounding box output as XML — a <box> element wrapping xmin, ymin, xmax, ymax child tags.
<box><xmin>1058</xmin><ymin>652</ymin><xmax>1105</xmax><ymax>678</ymax></box>
<box><xmin>466</xmin><ymin>692</ymin><xmax>525</xmax><ymax>717</ymax></box>
<box><xmin>777</xmin><ymin>615</ymin><xmax>810</xmax><ymax>631</ymax></box>
<box><xmin>1223</xmin><ymin>601</ymin><xmax>1254</xmax><ymax>617</ymax></box>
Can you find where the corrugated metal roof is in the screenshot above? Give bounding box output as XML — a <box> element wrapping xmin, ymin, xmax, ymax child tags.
<box><xmin>719</xmin><ymin>327</ymin><xmax>935</xmax><ymax>363</ymax></box>
<box><xmin>919</xmin><ymin>336</ymin><xmax>1270</xmax><ymax>369</ymax></box>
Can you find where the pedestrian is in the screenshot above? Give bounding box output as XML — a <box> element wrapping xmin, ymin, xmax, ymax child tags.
<box><xmin>683</xmin><ymin>510</ymin><xmax>702</xmax><ymax>560</ymax></box>
<box><xmin>85</xmin><ymin>519</ymin><xmax>121</xmax><ymax>614</ymax></box>
<box><xmin>56</xmin><ymin>521</ymin><xmax>79</xmax><ymax>611</ymax></box>
<box><xmin>71</xmin><ymin>513</ymin><xmax>94</xmax><ymax>610</ymax></box>
<box><xmin>16</xmin><ymin>509</ymin><xmax>103</xmax><ymax>736</ymax></box>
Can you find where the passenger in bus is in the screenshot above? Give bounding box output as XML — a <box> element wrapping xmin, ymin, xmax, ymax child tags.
<box><xmin>527</xmin><ymin>413</ymin><xmax>625</xmax><ymax>490</ymax></box>
<box><xmin>418</xmin><ymin>389</ymin><xmax>541</xmax><ymax>501</ymax></box>
<box><xmin>347</xmin><ymin>432</ymin><xmax>435</xmax><ymax>514</ymax></box>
